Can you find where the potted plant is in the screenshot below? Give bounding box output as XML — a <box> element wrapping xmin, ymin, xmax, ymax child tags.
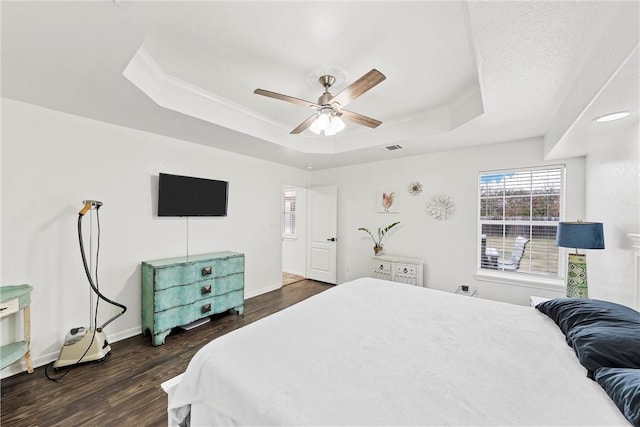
<box><xmin>358</xmin><ymin>222</ymin><xmax>400</xmax><ymax>255</ymax></box>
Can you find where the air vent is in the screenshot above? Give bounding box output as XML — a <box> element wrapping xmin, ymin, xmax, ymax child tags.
<box><xmin>385</xmin><ymin>145</ymin><xmax>403</xmax><ymax>151</ymax></box>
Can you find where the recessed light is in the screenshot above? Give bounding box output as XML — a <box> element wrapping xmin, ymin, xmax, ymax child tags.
<box><xmin>593</xmin><ymin>111</ymin><xmax>631</xmax><ymax>123</ymax></box>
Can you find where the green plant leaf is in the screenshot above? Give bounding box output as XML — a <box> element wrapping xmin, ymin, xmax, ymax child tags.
<box><xmin>359</xmin><ymin>222</ymin><xmax>400</xmax><ymax>247</ymax></box>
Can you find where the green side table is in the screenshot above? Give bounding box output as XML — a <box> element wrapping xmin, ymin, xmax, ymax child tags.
<box><xmin>0</xmin><ymin>284</ymin><xmax>33</xmax><ymax>373</ymax></box>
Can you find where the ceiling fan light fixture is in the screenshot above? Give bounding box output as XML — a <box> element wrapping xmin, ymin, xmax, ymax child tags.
<box><xmin>309</xmin><ymin>116</ymin><xmax>323</xmax><ymax>135</ymax></box>
<box><xmin>329</xmin><ymin>115</ymin><xmax>345</xmax><ymax>134</ymax></box>
<box><xmin>316</xmin><ymin>112</ymin><xmax>331</xmax><ymax>130</ymax></box>
<box><xmin>311</xmin><ymin>112</ymin><xmax>345</xmax><ymax>136</ymax></box>
<box><xmin>254</xmin><ymin>69</ymin><xmax>385</xmax><ymax>135</ymax></box>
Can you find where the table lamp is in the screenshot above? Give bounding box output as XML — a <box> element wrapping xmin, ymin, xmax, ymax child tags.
<box><xmin>556</xmin><ymin>221</ymin><xmax>605</xmax><ymax>298</ymax></box>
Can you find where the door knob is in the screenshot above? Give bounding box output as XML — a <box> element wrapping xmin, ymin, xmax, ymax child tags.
<box><xmin>326</xmin><ymin>237</ymin><xmax>336</xmax><ymax>242</ymax></box>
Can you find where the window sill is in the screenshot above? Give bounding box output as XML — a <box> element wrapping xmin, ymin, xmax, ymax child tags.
<box><xmin>474</xmin><ymin>270</ymin><xmax>565</xmax><ymax>292</ymax></box>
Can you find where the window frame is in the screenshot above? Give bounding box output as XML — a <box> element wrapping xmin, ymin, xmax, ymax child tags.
<box><xmin>476</xmin><ymin>164</ymin><xmax>566</xmax><ymax>287</ymax></box>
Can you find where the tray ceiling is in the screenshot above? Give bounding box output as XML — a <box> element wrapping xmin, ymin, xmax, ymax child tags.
<box><xmin>2</xmin><ymin>1</ymin><xmax>638</xmax><ymax>169</ymax></box>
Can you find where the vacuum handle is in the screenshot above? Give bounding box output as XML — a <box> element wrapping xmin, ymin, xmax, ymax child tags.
<box><xmin>79</xmin><ymin>200</ymin><xmax>103</xmax><ymax>216</ymax></box>
<box><xmin>79</xmin><ymin>201</ymin><xmax>92</xmax><ymax>216</ymax></box>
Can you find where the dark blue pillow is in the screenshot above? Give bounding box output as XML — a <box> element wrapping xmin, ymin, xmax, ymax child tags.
<box><xmin>536</xmin><ymin>298</ymin><xmax>640</xmax><ymax>377</ymax></box>
<box><xmin>536</xmin><ymin>298</ymin><xmax>640</xmax><ymax>336</ymax></box>
<box><xmin>594</xmin><ymin>367</ymin><xmax>640</xmax><ymax>427</ymax></box>
<box><xmin>570</xmin><ymin>323</ymin><xmax>640</xmax><ymax>378</ymax></box>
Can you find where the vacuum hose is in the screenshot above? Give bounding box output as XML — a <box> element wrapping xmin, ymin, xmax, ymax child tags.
<box><xmin>78</xmin><ymin>201</ymin><xmax>126</xmax><ymax>329</ymax></box>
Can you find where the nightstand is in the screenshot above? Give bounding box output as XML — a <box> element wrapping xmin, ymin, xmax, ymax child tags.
<box><xmin>0</xmin><ymin>284</ymin><xmax>33</xmax><ymax>373</ymax></box>
<box><xmin>529</xmin><ymin>296</ymin><xmax>550</xmax><ymax>307</ymax></box>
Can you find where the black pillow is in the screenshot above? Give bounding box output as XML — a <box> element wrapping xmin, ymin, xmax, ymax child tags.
<box><xmin>536</xmin><ymin>298</ymin><xmax>640</xmax><ymax>336</ymax></box>
<box><xmin>536</xmin><ymin>298</ymin><xmax>640</xmax><ymax>377</ymax></box>
<box><xmin>570</xmin><ymin>323</ymin><xmax>640</xmax><ymax>378</ymax></box>
<box><xmin>594</xmin><ymin>367</ymin><xmax>640</xmax><ymax>427</ymax></box>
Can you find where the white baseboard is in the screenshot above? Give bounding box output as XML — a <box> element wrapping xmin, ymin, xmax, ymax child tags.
<box><xmin>108</xmin><ymin>325</ymin><xmax>143</xmax><ymax>343</ymax></box>
<box><xmin>1</xmin><ymin>286</ymin><xmax>285</xmax><ymax>379</ymax></box>
<box><xmin>245</xmin><ymin>282</ymin><xmax>281</xmax><ymax>299</ymax></box>
<box><xmin>0</xmin><ymin>325</ymin><xmax>142</xmax><ymax>379</ymax></box>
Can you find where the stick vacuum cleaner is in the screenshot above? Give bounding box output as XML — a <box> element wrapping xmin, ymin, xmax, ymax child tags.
<box><xmin>53</xmin><ymin>200</ymin><xmax>127</xmax><ymax>369</ymax></box>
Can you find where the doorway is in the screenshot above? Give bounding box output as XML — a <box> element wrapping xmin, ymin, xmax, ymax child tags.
<box><xmin>281</xmin><ymin>184</ymin><xmax>307</xmax><ymax>286</ymax></box>
<box><xmin>282</xmin><ymin>271</ymin><xmax>305</xmax><ymax>286</ymax></box>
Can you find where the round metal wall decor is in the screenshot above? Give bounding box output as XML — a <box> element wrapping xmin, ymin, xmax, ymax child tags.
<box><xmin>426</xmin><ymin>194</ymin><xmax>455</xmax><ymax>220</ymax></box>
<box><xmin>408</xmin><ymin>182</ymin><xmax>423</xmax><ymax>195</ymax></box>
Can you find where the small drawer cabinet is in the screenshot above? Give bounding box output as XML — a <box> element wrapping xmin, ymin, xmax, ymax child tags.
<box><xmin>372</xmin><ymin>255</ymin><xmax>424</xmax><ymax>286</ymax></box>
<box><xmin>142</xmin><ymin>251</ymin><xmax>244</xmax><ymax>346</ymax></box>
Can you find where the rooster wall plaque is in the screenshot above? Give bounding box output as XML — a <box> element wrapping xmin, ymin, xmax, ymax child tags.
<box><xmin>377</xmin><ymin>190</ymin><xmax>399</xmax><ymax>213</ymax></box>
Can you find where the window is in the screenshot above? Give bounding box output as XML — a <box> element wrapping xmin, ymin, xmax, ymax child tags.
<box><xmin>478</xmin><ymin>166</ymin><xmax>564</xmax><ymax>277</ymax></box>
<box><xmin>283</xmin><ymin>189</ymin><xmax>296</xmax><ymax>237</ymax></box>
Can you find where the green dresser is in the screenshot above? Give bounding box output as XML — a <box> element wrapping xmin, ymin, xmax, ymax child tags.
<box><xmin>142</xmin><ymin>251</ymin><xmax>244</xmax><ymax>346</ymax></box>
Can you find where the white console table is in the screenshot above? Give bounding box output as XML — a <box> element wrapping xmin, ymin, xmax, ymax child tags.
<box><xmin>372</xmin><ymin>255</ymin><xmax>424</xmax><ymax>286</ymax></box>
<box><xmin>0</xmin><ymin>284</ymin><xmax>33</xmax><ymax>373</ymax></box>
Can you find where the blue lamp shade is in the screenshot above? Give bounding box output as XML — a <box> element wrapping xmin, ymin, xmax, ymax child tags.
<box><xmin>556</xmin><ymin>222</ymin><xmax>605</xmax><ymax>250</ymax></box>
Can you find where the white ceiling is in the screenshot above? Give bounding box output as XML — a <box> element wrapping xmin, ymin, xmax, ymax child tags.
<box><xmin>2</xmin><ymin>1</ymin><xmax>638</xmax><ymax>170</ymax></box>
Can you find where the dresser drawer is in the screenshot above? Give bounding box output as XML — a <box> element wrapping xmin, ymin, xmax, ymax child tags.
<box><xmin>154</xmin><ymin>290</ymin><xmax>244</xmax><ymax>333</ymax></box>
<box><xmin>211</xmin><ymin>274</ymin><xmax>244</xmax><ymax>295</ymax></box>
<box><xmin>194</xmin><ymin>290</ymin><xmax>244</xmax><ymax>318</ymax></box>
<box><xmin>153</xmin><ymin>265</ymin><xmax>198</xmax><ymax>290</ymax></box>
<box><xmin>395</xmin><ymin>263</ymin><xmax>417</xmax><ymax>276</ymax></box>
<box><xmin>374</xmin><ymin>260</ymin><xmax>392</xmax><ymax>273</ymax></box>
<box><xmin>197</xmin><ymin>274</ymin><xmax>244</xmax><ymax>299</ymax></box>
<box><xmin>0</xmin><ymin>298</ymin><xmax>19</xmax><ymax>319</ymax></box>
<box><xmin>153</xmin><ymin>273</ymin><xmax>245</xmax><ymax>312</ymax></box>
<box><xmin>199</xmin><ymin>256</ymin><xmax>244</xmax><ymax>279</ymax></box>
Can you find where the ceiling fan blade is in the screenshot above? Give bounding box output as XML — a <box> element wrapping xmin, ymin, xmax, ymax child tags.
<box><xmin>290</xmin><ymin>115</ymin><xmax>317</xmax><ymax>134</ymax></box>
<box><xmin>340</xmin><ymin>110</ymin><xmax>382</xmax><ymax>129</ymax></box>
<box><xmin>329</xmin><ymin>69</ymin><xmax>386</xmax><ymax>109</ymax></box>
<box><xmin>254</xmin><ymin>89</ymin><xmax>320</xmax><ymax>109</ymax></box>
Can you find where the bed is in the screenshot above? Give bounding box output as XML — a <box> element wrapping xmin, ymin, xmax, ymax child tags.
<box><xmin>164</xmin><ymin>277</ymin><xmax>639</xmax><ymax>426</ymax></box>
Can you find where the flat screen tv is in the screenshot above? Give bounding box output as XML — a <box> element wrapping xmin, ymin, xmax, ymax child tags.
<box><xmin>158</xmin><ymin>173</ymin><xmax>228</xmax><ymax>217</ymax></box>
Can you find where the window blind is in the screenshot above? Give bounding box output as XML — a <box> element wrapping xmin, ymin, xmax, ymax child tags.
<box><xmin>283</xmin><ymin>189</ymin><xmax>296</xmax><ymax>236</ymax></box>
<box><xmin>479</xmin><ymin>166</ymin><xmax>564</xmax><ymax>276</ymax></box>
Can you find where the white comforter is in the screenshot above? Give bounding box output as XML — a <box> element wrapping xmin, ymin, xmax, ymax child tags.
<box><xmin>168</xmin><ymin>277</ymin><xmax>628</xmax><ymax>426</ymax></box>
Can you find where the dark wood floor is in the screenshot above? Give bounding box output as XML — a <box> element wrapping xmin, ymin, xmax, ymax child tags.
<box><xmin>0</xmin><ymin>280</ymin><xmax>332</xmax><ymax>426</ymax></box>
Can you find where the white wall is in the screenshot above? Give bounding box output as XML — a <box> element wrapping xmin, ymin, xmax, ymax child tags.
<box><xmin>311</xmin><ymin>138</ymin><xmax>586</xmax><ymax>305</ymax></box>
<box><xmin>3</xmin><ymin>97</ymin><xmax>636</xmax><ymax>379</ymax></box>
<box><xmin>1</xmin><ymin>98</ymin><xmax>309</xmax><ymax>376</ymax></box>
<box><xmin>584</xmin><ymin>123</ymin><xmax>640</xmax><ymax>308</ymax></box>
<box><xmin>281</xmin><ymin>184</ymin><xmax>307</xmax><ymax>277</ymax></box>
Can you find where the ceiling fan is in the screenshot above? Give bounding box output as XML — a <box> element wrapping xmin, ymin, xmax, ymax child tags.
<box><xmin>254</xmin><ymin>69</ymin><xmax>386</xmax><ymax>136</ymax></box>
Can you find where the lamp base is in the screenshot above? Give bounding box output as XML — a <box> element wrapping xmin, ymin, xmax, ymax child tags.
<box><xmin>566</xmin><ymin>253</ymin><xmax>588</xmax><ymax>298</ymax></box>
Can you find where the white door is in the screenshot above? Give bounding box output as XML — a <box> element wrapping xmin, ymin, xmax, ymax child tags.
<box><xmin>306</xmin><ymin>185</ymin><xmax>337</xmax><ymax>284</ymax></box>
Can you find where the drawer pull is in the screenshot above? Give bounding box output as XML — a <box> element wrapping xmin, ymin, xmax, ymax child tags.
<box><xmin>201</xmin><ymin>304</ymin><xmax>211</xmax><ymax>314</ymax></box>
<box><xmin>201</xmin><ymin>285</ymin><xmax>212</xmax><ymax>295</ymax></box>
<box><xmin>201</xmin><ymin>266</ymin><xmax>212</xmax><ymax>276</ymax></box>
